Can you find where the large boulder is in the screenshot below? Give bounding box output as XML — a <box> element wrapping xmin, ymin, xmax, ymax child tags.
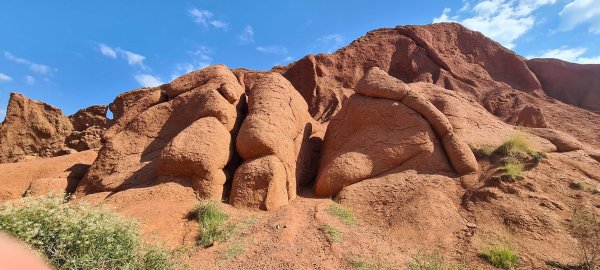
<box><xmin>229</xmin><ymin>72</ymin><xmax>317</xmax><ymax>210</ymax></box>
<box><xmin>513</xmin><ymin>105</ymin><xmax>549</xmax><ymax>128</ymax></box>
<box><xmin>66</xmin><ymin>105</ymin><xmax>111</xmax><ymax>151</ymax></box>
<box><xmin>0</xmin><ymin>93</ymin><xmax>73</xmax><ymax>163</ymax></box>
<box><xmin>77</xmin><ymin>65</ymin><xmax>244</xmax><ymax>196</ymax></box>
<box><xmin>314</xmin><ymin>68</ymin><xmax>477</xmax><ymax>196</ymax></box>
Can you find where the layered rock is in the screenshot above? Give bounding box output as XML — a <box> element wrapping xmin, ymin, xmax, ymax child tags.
<box><xmin>527</xmin><ymin>58</ymin><xmax>600</xmax><ymax>113</ymax></box>
<box><xmin>78</xmin><ymin>65</ymin><xmax>244</xmax><ymax>197</ymax></box>
<box><xmin>229</xmin><ymin>72</ymin><xmax>317</xmax><ymax>210</ymax></box>
<box><xmin>0</xmin><ymin>93</ymin><xmax>73</xmax><ymax>163</ymax></box>
<box><xmin>314</xmin><ymin>68</ymin><xmax>477</xmax><ymax>196</ymax></box>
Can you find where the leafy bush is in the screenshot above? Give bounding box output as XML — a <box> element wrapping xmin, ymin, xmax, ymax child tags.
<box><xmin>407</xmin><ymin>252</ymin><xmax>470</xmax><ymax>270</ymax></box>
<box><xmin>321</xmin><ymin>224</ymin><xmax>342</xmax><ymax>243</ymax></box>
<box><xmin>193</xmin><ymin>201</ymin><xmax>236</xmax><ymax>247</ymax></box>
<box><xmin>0</xmin><ymin>196</ymin><xmax>178</xmax><ymax>270</ymax></box>
<box><xmin>570</xmin><ymin>210</ymin><xmax>600</xmax><ymax>270</ymax></box>
<box><xmin>328</xmin><ymin>203</ymin><xmax>357</xmax><ymax>226</ymax></box>
<box><xmin>479</xmin><ymin>246</ymin><xmax>519</xmax><ymax>269</ymax></box>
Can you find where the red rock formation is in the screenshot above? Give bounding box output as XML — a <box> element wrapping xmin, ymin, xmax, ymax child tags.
<box><xmin>527</xmin><ymin>58</ymin><xmax>600</xmax><ymax>113</ymax></box>
<box><xmin>0</xmin><ymin>93</ymin><xmax>73</xmax><ymax>163</ymax></box>
<box><xmin>513</xmin><ymin>105</ymin><xmax>549</xmax><ymax>128</ymax></box>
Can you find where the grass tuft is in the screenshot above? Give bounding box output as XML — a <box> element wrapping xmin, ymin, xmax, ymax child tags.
<box><xmin>328</xmin><ymin>203</ymin><xmax>357</xmax><ymax>226</ymax></box>
<box><xmin>321</xmin><ymin>224</ymin><xmax>342</xmax><ymax>243</ymax></box>
<box><xmin>0</xmin><ymin>196</ymin><xmax>178</xmax><ymax>270</ymax></box>
<box><xmin>570</xmin><ymin>209</ymin><xmax>600</xmax><ymax>270</ymax></box>
<box><xmin>407</xmin><ymin>252</ymin><xmax>470</xmax><ymax>270</ymax></box>
<box><xmin>193</xmin><ymin>201</ymin><xmax>236</xmax><ymax>247</ymax></box>
<box><xmin>570</xmin><ymin>181</ymin><xmax>585</xmax><ymax>191</ymax></box>
<box><xmin>479</xmin><ymin>246</ymin><xmax>519</xmax><ymax>269</ymax></box>
<box><xmin>498</xmin><ymin>157</ymin><xmax>524</xmax><ymax>182</ymax></box>
<box><xmin>347</xmin><ymin>258</ymin><xmax>390</xmax><ymax>270</ymax></box>
<box><xmin>472</xmin><ymin>145</ymin><xmax>495</xmax><ymax>159</ymax></box>
<box><xmin>495</xmin><ymin>135</ymin><xmax>533</xmax><ymax>159</ymax></box>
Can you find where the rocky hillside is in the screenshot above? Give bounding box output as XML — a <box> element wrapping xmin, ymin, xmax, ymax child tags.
<box><xmin>1</xmin><ymin>23</ymin><xmax>599</xmax><ymax>269</ymax></box>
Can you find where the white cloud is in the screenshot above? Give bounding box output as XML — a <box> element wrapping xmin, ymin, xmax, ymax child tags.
<box><xmin>433</xmin><ymin>0</ymin><xmax>557</xmax><ymax>49</ymax></box>
<box><xmin>256</xmin><ymin>45</ymin><xmax>288</xmax><ymax>55</ymax></box>
<box><xmin>0</xmin><ymin>72</ymin><xmax>12</xmax><ymax>82</ymax></box>
<box><xmin>98</xmin><ymin>43</ymin><xmax>117</xmax><ymax>58</ymax></box>
<box><xmin>116</xmin><ymin>49</ymin><xmax>146</xmax><ymax>67</ymax></box>
<box><xmin>171</xmin><ymin>46</ymin><xmax>213</xmax><ymax>80</ymax></box>
<box><xmin>25</xmin><ymin>75</ymin><xmax>35</xmax><ymax>85</ymax></box>
<box><xmin>238</xmin><ymin>25</ymin><xmax>254</xmax><ymax>44</ymax></box>
<box><xmin>134</xmin><ymin>74</ymin><xmax>164</xmax><ymax>87</ymax></box>
<box><xmin>97</xmin><ymin>44</ymin><xmax>147</xmax><ymax>69</ymax></box>
<box><xmin>189</xmin><ymin>8</ymin><xmax>228</xmax><ymax>30</ymax></box>
<box><xmin>528</xmin><ymin>47</ymin><xmax>600</xmax><ymax>63</ymax></box>
<box><xmin>4</xmin><ymin>51</ymin><xmax>54</xmax><ymax>75</ymax></box>
<box><xmin>559</xmin><ymin>0</ymin><xmax>600</xmax><ymax>34</ymax></box>
<box><xmin>310</xmin><ymin>34</ymin><xmax>345</xmax><ymax>53</ymax></box>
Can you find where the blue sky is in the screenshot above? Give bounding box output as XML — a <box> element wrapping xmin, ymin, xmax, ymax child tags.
<box><xmin>1</xmin><ymin>0</ymin><xmax>599</xmax><ymax>119</ymax></box>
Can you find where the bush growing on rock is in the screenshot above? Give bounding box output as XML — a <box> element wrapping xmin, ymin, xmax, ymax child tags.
<box><xmin>0</xmin><ymin>196</ymin><xmax>178</xmax><ymax>270</ymax></box>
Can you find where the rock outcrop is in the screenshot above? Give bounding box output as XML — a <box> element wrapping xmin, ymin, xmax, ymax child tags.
<box><xmin>513</xmin><ymin>105</ymin><xmax>549</xmax><ymax>128</ymax></box>
<box><xmin>78</xmin><ymin>65</ymin><xmax>244</xmax><ymax>197</ymax></box>
<box><xmin>229</xmin><ymin>72</ymin><xmax>317</xmax><ymax>210</ymax></box>
<box><xmin>0</xmin><ymin>93</ymin><xmax>73</xmax><ymax>163</ymax></box>
<box><xmin>527</xmin><ymin>58</ymin><xmax>600</xmax><ymax>113</ymax></box>
<box><xmin>66</xmin><ymin>105</ymin><xmax>111</xmax><ymax>151</ymax></box>
<box><xmin>314</xmin><ymin>67</ymin><xmax>477</xmax><ymax>196</ymax></box>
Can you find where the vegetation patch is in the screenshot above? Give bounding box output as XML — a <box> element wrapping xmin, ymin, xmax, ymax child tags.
<box><xmin>321</xmin><ymin>224</ymin><xmax>342</xmax><ymax>243</ymax></box>
<box><xmin>570</xmin><ymin>181</ymin><xmax>586</xmax><ymax>190</ymax></box>
<box><xmin>407</xmin><ymin>252</ymin><xmax>470</xmax><ymax>270</ymax></box>
<box><xmin>570</xmin><ymin>209</ymin><xmax>600</xmax><ymax>270</ymax></box>
<box><xmin>192</xmin><ymin>201</ymin><xmax>236</xmax><ymax>247</ymax></box>
<box><xmin>0</xmin><ymin>196</ymin><xmax>179</xmax><ymax>270</ymax></box>
<box><xmin>221</xmin><ymin>241</ymin><xmax>246</xmax><ymax>261</ymax></box>
<box><xmin>328</xmin><ymin>203</ymin><xmax>357</xmax><ymax>226</ymax></box>
<box><xmin>472</xmin><ymin>145</ymin><xmax>495</xmax><ymax>160</ymax></box>
<box><xmin>498</xmin><ymin>157</ymin><xmax>524</xmax><ymax>182</ymax></box>
<box><xmin>479</xmin><ymin>245</ymin><xmax>519</xmax><ymax>269</ymax></box>
<box><xmin>347</xmin><ymin>258</ymin><xmax>390</xmax><ymax>270</ymax></box>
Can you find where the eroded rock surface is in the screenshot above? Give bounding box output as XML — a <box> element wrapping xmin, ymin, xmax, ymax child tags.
<box><xmin>0</xmin><ymin>93</ymin><xmax>73</xmax><ymax>163</ymax></box>
<box><xmin>314</xmin><ymin>67</ymin><xmax>477</xmax><ymax>196</ymax></box>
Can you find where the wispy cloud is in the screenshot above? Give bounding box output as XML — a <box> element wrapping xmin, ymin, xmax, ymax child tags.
<box><xmin>433</xmin><ymin>0</ymin><xmax>558</xmax><ymax>49</ymax></box>
<box><xmin>0</xmin><ymin>72</ymin><xmax>12</xmax><ymax>82</ymax></box>
<box><xmin>25</xmin><ymin>75</ymin><xmax>35</xmax><ymax>85</ymax></box>
<box><xmin>98</xmin><ymin>43</ymin><xmax>117</xmax><ymax>58</ymax></box>
<box><xmin>97</xmin><ymin>44</ymin><xmax>147</xmax><ymax>69</ymax></box>
<box><xmin>171</xmin><ymin>46</ymin><xmax>213</xmax><ymax>80</ymax></box>
<box><xmin>559</xmin><ymin>0</ymin><xmax>600</xmax><ymax>34</ymax></box>
<box><xmin>134</xmin><ymin>74</ymin><xmax>164</xmax><ymax>87</ymax></box>
<box><xmin>4</xmin><ymin>51</ymin><xmax>55</xmax><ymax>75</ymax></box>
<box><xmin>238</xmin><ymin>25</ymin><xmax>255</xmax><ymax>44</ymax></box>
<box><xmin>310</xmin><ymin>34</ymin><xmax>345</xmax><ymax>53</ymax></box>
<box><xmin>189</xmin><ymin>8</ymin><xmax>229</xmax><ymax>30</ymax></box>
<box><xmin>528</xmin><ymin>46</ymin><xmax>600</xmax><ymax>63</ymax></box>
<box><xmin>256</xmin><ymin>45</ymin><xmax>288</xmax><ymax>55</ymax></box>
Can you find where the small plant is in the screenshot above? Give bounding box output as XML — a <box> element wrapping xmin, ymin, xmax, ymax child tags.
<box><xmin>407</xmin><ymin>252</ymin><xmax>470</xmax><ymax>270</ymax></box>
<box><xmin>328</xmin><ymin>203</ymin><xmax>357</xmax><ymax>226</ymax></box>
<box><xmin>472</xmin><ymin>145</ymin><xmax>495</xmax><ymax>159</ymax></box>
<box><xmin>570</xmin><ymin>181</ymin><xmax>586</xmax><ymax>191</ymax></box>
<box><xmin>0</xmin><ymin>196</ymin><xmax>178</xmax><ymax>270</ymax></box>
<box><xmin>496</xmin><ymin>136</ymin><xmax>533</xmax><ymax>159</ymax></box>
<box><xmin>570</xmin><ymin>209</ymin><xmax>600</xmax><ymax>270</ymax></box>
<box><xmin>479</xmin><ymin>246</ymin><xmax>519</xmax><ymax>269</ymax></box>
<box><xmin>221</xmin><ymin>242</ymin><xmax>245</xmax><ymax>261</ymax></box>
<box><xmin>193</xmin><ymin>201</ymin><xmax>236</xmax><ymax>247</ymax></box>
<box><xmin>347</xmin><ymin>258</ymin><xmax>390</xmax><ymax>270</ymax></box>
<box><xmin>321</xmin><ymin>224</ymin><xmax>342</xmax><ymax>243</ymax></box>
<box><xmin>498</xmin><ymin>157</ymin><xmax>524</xmax><ymax>182</ymax></box>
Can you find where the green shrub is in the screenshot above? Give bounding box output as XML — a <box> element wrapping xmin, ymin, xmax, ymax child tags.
<box><xmin>499</xmin><ymin>158</ymin><xmax>524</xmax><ymax>182</ymax></box>
<box><xmin>328</xmin><ymin>203</ymin><xmax>357</xmax><ymax>226</ymax></box>
<box><xmin>479</xmin><ymin>246</ymin><xmax>519</xmax><ymax>269</ymax></box>
<box><xmin>570</xmin><ymin>210</ymin><xmax>600</xmax><ymax>270</ymax></box>
<box><xmin>321</xmin><ymin>224</ymin><xmax>342</xmax><ymax>243</ymax></box>
<box><xmin>0</xmin><ymin>196</ymin><xmax>177</xmax><ymax>270</ymax></box>
<box><xmin>495</xmin><ymin>136</ymin><xmax>532</xmax><ymax>159</ymax></box>
<box><xmin>193</xmin><ymin>201</ymin><xmax>236</xmax><ymax>247</ymax></box>
<box><xmin>407</xmin><ymin>252</ymin><xmax>470</xmax><ymax>270</ymax></box>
